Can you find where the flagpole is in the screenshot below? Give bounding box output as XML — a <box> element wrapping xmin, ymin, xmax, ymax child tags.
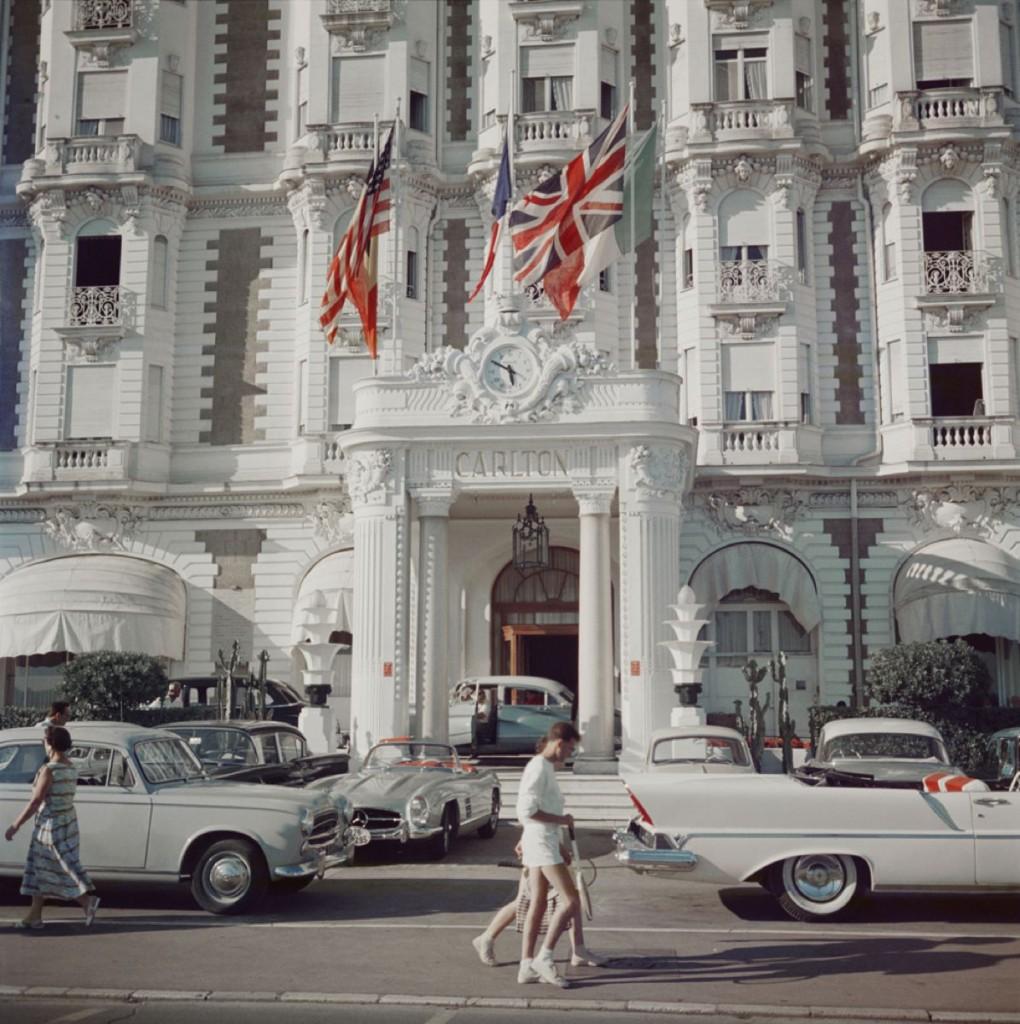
<box><xmin>507</xmin><ymin>69</ymin><xmax>516</xmax><ymax>303</ymax></box>
<box><xmin>628</xmin><ymin>80</ymin><xmax>637</xmax><ymax>371</ymax></box>
<box><xmin>373</xmin><ymin>112</ymin><xmax>380</xmax><ymax>377</ymax></box>
<box><xmin>391</xmin><ymin>99</ymin><xmax>401</xmax><ymax>378</ymax></box>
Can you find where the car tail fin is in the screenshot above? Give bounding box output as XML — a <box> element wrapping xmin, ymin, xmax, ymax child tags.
<box><xmin>624</xmin><ymin>783</ymin><xmax>654</xmax><ymax>826</ymax></box>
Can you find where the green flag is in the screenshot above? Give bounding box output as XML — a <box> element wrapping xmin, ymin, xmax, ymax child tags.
<box><xmin>578</xmin><ymin>123</ymin><xmax>658</xmax><ymax>288</ymax></box>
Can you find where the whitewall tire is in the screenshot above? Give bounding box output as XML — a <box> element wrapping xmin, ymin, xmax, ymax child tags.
<box><xmin>772</xmin><ymin>854</ymin><xmax>862</xmax><ymax>922</ymax></box>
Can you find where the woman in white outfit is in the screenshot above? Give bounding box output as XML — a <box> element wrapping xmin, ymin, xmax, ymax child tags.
<box><xmin>514</xmin><ymin>720</ymin><xmax>591</xmax><ymax>988</ymax></box>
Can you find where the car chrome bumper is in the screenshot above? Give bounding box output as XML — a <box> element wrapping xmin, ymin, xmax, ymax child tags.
<box><xmin>361</xmin><ymin>821</ymin><xmax>442</xmax><ymax>843</ymax></box>
<box><xmin>613</xmin><ymin>827</ymin><xmax>699</xmax><ymax>873</ymax></box>
<box><xmin>276</xmin><ymin>827</ymin><xmax>370</xmax><ymax>879</ymax></box>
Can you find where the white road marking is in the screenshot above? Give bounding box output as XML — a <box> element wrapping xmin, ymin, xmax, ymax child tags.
<box><xmin>423</xmin><ymin>1012</ymin><xmax>457</xmax><ymax>1024</ymax></box>
<box><xmin>8</xmin><ymin>917</ymin><xmax>1016</xmax><ymax>943</ymax></box>
<box><xmin>44</xmin><ymin>1009</ymin><xmax>108</xmax><ymax>1024</ymax></box>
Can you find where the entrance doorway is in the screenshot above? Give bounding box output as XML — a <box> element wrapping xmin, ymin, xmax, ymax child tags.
<box><xmin>501</xmin><ymin>623</ymin><xmax>578</xmax><ymax>697</ymax></box>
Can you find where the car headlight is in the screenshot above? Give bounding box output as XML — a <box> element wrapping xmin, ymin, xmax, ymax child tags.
<box><xmin>300</xmin><ymin>807</ymin><xmax>315</xmax><ymax>835</ymax></box>
<box><xmin>409</xmin><ymin>795</ymin><xmax>429</xmax><ymax>828</ymax></box>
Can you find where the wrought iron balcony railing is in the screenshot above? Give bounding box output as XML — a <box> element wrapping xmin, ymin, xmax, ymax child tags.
<box><xmin>74</xmin><ymin>0</ymin><xmax>133</xmax><ymax>30</ymax></box>
<box><xmin>923</xmin><ymin>250</ymin><xmax>993</xmax><ymax>295</ymax></box>
<box><xmin>717</xmin><ymin>260</ymin><xmax>790</xmax><ymax>303</ymax></box>
<box><xmin>69</xmin><ymin>285</ymin><xmax>122</xmax><ymax>327</ymax></box>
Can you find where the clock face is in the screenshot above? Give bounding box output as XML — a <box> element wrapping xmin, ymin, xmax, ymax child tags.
<box><xmin>481</xmin><ymin>344</ymin><xmax>537</xmax><ymax>396</ymax></box>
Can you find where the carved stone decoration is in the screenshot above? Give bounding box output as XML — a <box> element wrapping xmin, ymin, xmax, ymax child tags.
<box><xmin>321</xmin><ymin>0</ymin><xmax>403</xmax><ymax>53</ymax></box>
<box><xmin>938</xmin><ymin>145</ymin><xmax>960</xmax><ymax>171</ymax></box>
<box><xmin>733</xmin><ymin>156</ymin><xmax>753</xmax><ymax>183</ymax></box>
<box><xmin>703</xmin><ymin>487</ymin><xmax>804</xmax><ymax>540</ymax></box>
<box><xmin>669</xmin><ymin>22</ymin><xmax>684</xmax><ymax>47</ymax></box>
<box><xmin>922</xmin><ymin>302</ymin><xmax>987</xmax><ymax>333</ymax></box>
<box><xmin>628</xmin><ymin>445</ymin><xmax>687</xmax><ymax>501</ymax></box>
<box><xmin>714</xmin><ymin>310</ymin><xmax>784</xmax><ymax>340</ymax></box>
<box><xmin>901</xmin><ymin>485</ymin><xmax>1019</xmax><ymax>538</ymax></box>
<box><xmin>42</xmin><ymin>501</ymin><xmax>144</xmax><ymax>551</ymax></box>
<box><xmin>407</xmin><ymin>309</ymin><xmax>615</xmax><ymax>425</ymax></box>
<box><xmin>346</xmin><ymin>449</ymin><xmax>394</xmax><ymax>505</ymax></box>
<box><xmin>981</xmin><ymin>164</ymin><xmax>1001</xmax><ymax>198</ymax></box>
<box><xmin>915</xmin><ymin>0</ymin><xmax>960</xmax><ymax>15</ymax></box>
<box><xmin>511</xmin><ymin>0</ymin><xmax>584</xmax><ymax>42</ymax></box>
<box><xmin>707</xmin><ymin>0</ymin><xmax>773</xmax><ymax>30</ymax></box>
<box><xmin>308</xmin><ymin>497</ymin><xmax>354</xmax><ymax>543</ymax></box>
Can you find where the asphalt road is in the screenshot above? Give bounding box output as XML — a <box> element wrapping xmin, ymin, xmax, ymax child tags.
<box><xmin>1</xmin><ymin>827</ymin><xmax>1018</xmax><ymax>1023</ymax></box>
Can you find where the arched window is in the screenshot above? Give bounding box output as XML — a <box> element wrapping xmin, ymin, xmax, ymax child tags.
<box><xmin>151</xmin><ymin>235</ymin><xmax>169</xmax><ymax>308</ymax></box>
<box><xmin>921</xmin><ymin>180</ymin><xmax>976</xmax><ymax>294</ymax></box>
<box><xmin>74</xmin><ymin>219</ymin><xmax>121</xmax><ymax>289</ymax></box>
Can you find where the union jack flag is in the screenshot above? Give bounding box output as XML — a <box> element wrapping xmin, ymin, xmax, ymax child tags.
<box><xmin>319</xmin><ymin>127</ymin><xmax>393</xmax><ymax>358</ymax></box>
<box><xmin>509</xmin><ymin>106</ymin><xmax>628</xmax><ymax>319</ymax></box>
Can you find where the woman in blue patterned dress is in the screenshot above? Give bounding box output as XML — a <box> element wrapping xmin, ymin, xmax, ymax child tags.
<box><xmin>4</xmin><ymin>726</ymin><xmax>100</xmax><ymax>929</ymax></box>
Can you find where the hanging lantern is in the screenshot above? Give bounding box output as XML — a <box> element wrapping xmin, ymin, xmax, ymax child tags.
<box><xmin>512</xmin><ymin>493</ymin><xmax>550</xmax><ymax>571</ymax></box>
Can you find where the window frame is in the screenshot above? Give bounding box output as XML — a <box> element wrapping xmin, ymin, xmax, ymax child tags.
<box><xmin>713</xmin><ymin>42</ymin><xmax>769</xmax><ymax>102</ymax></box>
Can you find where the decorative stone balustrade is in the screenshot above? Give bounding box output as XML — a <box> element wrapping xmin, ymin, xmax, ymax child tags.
<box><xmin>688</xmin><ymin>100</ymin><xmax>794</xmax><ymax>144</ymax></box>
<box><xmin>19</xmin><ymin>136</ymin><xmax>144</xmax><ymax>192</ymax></box>
<box><xmin>513</xmin><ymin>110</ymin><xmax>596</xmax><ymax>163</ymax></box>
<box><xmin>721</xmin><ymin>425</ymin><xmax>781</xmax><ymax>454</ymax></box>
<box><xmin>323</xmin><ymin>434</ymin><xmax>349</xmax><ymax>464</ymax></box>
<box><xmin>894</xmin><ymin>88</ymin><xmax>1004</xmax><ymax>132</ymax></box>
<box><xmin>69</xmin><ymin>286</ymin><xmax>122</xmax><ymax>327</ymax></box>
<box><xmin>930</xmin><ymin>418</ymin><xmax>994</xmax><ymax>452</ymax></box>
<box><xmin>54</xmin><ymin>444</ymin><xmax>111</xmax><ymax>471</ymax></box>
<box><xmin>923</xmin><ymin>250</ymin><xmax>994</xmax><ymax>296</ymax></box>
<box><xmin>717</xmin><ymin>260</ymin><xmax>789</xmax><ymax>303</ymax></box>
<box><xmin>75</xmin><ymin>0</ymin><xmax>133</xmax><ymax>30</ymax></box>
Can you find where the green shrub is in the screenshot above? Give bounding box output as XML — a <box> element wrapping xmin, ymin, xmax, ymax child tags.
<box><xmin>866</xmin><ymin>639</ymin><xmax>992</xmax><ymax>708</ymax></box>
<box><xmin>0</xmin><ymin>706</ymin><xmax>43</xmax><ymax>730</ymax></box>
<box><xmin>60</xmin><ymin>651</ymin><xmax>168</xmax><ymax>721</ymax></box>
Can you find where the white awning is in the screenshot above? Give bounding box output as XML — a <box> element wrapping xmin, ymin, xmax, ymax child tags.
<box><xmin>292</xmin><ymin>550</ymin><xmax>354</xmax><ymax>643</ymax></box>
<box><xmin>895</xmin><ymin>539</ymin><xmax>1020</xmax><ymax>644</ymax></box>
<box><xmin>689</xmin><ymin>542</ymin><xmax>820</xmax><ymax>632</ymax></box>
<box><xmin>0</xmin><ymin>555</ymin><xmax>186</xmax><ymax>659</ymax></box>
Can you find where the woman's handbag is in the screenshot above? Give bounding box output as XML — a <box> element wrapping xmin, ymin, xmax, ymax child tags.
<box><xmin>513</xmin><ymin>869</ymin><xmax>559</xmax><ymax>934</ymax></box>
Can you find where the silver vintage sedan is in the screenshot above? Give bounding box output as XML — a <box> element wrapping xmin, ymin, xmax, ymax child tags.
<box><xmin>0</xmin><ymin>723</ymin><xmax>363</xmax><ymax>914</ymax></box>
<box><xmin>331</xmin><ymin>739</ymin><xmax>501</xmax><ymax>860</ymax></box>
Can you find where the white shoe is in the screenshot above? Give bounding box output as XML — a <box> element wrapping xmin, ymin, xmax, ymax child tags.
<box><xmin>517</xmin><ymin>959</ymin><xmax>539</xmax><ymax>984</ymax></box>
<box><xmin>571</xmin><ymin>947</ymin><xmax>606</xmax><ymax>967</ymax></box>
<box><xmin>472</xmin><ymin>933</ymin><xmax>497</xmax><ymax>966</ymax></box>
<box><xmin>532</xmin><ymin>951</ymin><xmax>571</xmax><ymax>989</ymax></box>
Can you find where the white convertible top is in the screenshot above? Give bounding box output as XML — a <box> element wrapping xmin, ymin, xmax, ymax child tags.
<box><xmin>819</xmin><ymin>717</ymin><xmax>944</xmax><ymax>741</ymax></box>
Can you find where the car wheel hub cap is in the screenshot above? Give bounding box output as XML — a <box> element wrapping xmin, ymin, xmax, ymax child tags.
<box><xmin>794</xmin><ymin>856</ymin><xmax>844</xmax><ymax>902</ymax></box>
<box><xmin>208</xmin><ymin>856</ymin><xmax>250</xmax><ymax>901</ymax></box>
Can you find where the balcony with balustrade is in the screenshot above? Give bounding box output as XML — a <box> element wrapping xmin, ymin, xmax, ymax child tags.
<box><xmin>675</xmin><ymin>100</ymin><xmax>797</xmax><ymax>155</ymax></box>
<box><xmin>882</xmin><ymin>416</ymin><xmax>1017</xmax><ymax>464</ymax></box>
<box><xmin>279</xmin><ymin>120</ymin><xmax>397</xmax><ymax>189</ymax></box>
<box><xmin>699</xmin><ymin>420</ymin><xmax>822</xmax><ymax>466</ymax></box>
<box><xmin>708</xmin><ymin>259</ymin><xmax>791</xmax><ymax>340</ymax></box>
<box><xmin>18</xmin><ymin>136</ymin><xmax>147</xmax><ymax>197</ymax></box>
<box><xmin>65</xmin><ymin>0</ymin><xmax>137</xmax><ymax>64</ymax></box>
<box><xmin>915</xmin><ymin>249</ymin><xmax>1001</xmax><ymax>332</ymax></box>
<box><xmin>871</xmin><ymin>87</ymin><xmax>1009</xmax><ymax>148</ymax></box>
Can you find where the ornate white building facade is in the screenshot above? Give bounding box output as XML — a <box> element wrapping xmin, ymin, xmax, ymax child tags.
<box><xmin>1</xmin><ymin>0</ymin><xmax>1020</xmax><ymax>765</ymax></box>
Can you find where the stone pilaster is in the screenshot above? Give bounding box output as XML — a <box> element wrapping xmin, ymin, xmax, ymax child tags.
<box><xmin>618</xmin><ymin>443</ymin><xmax>686</xmax><ymax>768</ymax></box>
<box><xmin>348</xmin><ymin>447</ymin><xmax>410</xmax><ymax>761</ymax></box>
<box><xmin>412</xmin><ymin>486</ymin><xmax>455</xmax><ymax>742</ymax></box>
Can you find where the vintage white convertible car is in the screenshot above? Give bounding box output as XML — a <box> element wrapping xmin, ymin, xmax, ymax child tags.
<box><xmin>0</xmin><ymin>723</ymin><xmax>364</xmax><ymax>914</ymax></box>
<box><xmin>616</xmin><ymin>758</ymin><xmax>1020</xmax><ymax>922</ymax></box>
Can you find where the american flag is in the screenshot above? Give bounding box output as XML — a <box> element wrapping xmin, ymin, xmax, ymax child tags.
<box><xmin>319</xmin><ymin>127</ymin><xmax>393</xmax><ymax>358</ymax></box>
<box><xmin>509</xmin><ymin>106</ymin><xmax>628</xmax><ymax>319</ymax></box>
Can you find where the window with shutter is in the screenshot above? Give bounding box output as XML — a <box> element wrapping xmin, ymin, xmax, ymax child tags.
<box><xmin>66</xmin><ymin>365</ymin><xmax>115</xmax><ymax>439</ymax></box>
<box><xmin>722</xmin><ymin>342</ymin><xmax>775</xmax><ymax>421</ymax></box>
<box><xmin>795</xmin><ymin>35</ymin><xmax>813</xmax><ymax>111</ymax></box>
<box><xmin>409</xmin><ymin>58</ymin><xmax>429</xmax><ymax>132</ymax></box>
<box><xmin>1002</xmin><ymin>20</ymin><xmax>1017</xmax><ymax>97</ymax></box>
<box><xmin>328</xmin><ymin>356</ymin><xmax>371</xmax><ymax>430</ymax></box>
<box><xmin>330</xmin><ymin>56</ymin><xmax>385</xmax><ymax>123</ymax></box>
<box><xmin>297</xmin><ymin>64</ymin><xmax>308</xmax><ymax>137</ymax></box>
<box><xmin>77</xmin><ymin>71</ymin><xmax>127</xmax><ymax>136</ymax></box>
<box><xmin>865</xmin><ymin>29</ymin><xmax>889</xmax><ymax>108</ymax></box>
<box><xmin>520</xmin><ymin>45</ymin><xmax>574</xmax><ymax>113</ymax></box>
<box><xmin>913</xmin><ymin>21</ymin><xmax>974</xmax><ymax>88</ymax></box>
<box><xmin>160</xmin><ymin>71</ymin><xmax>182</xmax><ymax>145</ymax></box>
<box><xmin>600</xmin><ymin>46</ymin><xmax>617</xmax><ymax>118</ymax></box>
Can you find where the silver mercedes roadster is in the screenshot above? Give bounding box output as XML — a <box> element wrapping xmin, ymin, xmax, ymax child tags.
<box><xmin>331</xmin><ymin>739</ymin><xmax>501</xmax><ymax>860</ymax></box>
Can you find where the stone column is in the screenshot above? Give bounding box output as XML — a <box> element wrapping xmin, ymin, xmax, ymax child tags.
<box><xmin>573</xmin><ymin>486</ymin><xmax>616</xmax><ymax>771</ymax></box>
<box><xmin>348</xmin><ymin>448</ymin><xmax>410</xmax><ymax>763</ymax></box>
<box><xmin>618</xmin><ymin>444</ymin><xmax>686</xmax><ymax>770</ymax></box>
<box><xmin>412</xmin><ymin>488</ymin><xmax>454</xmax><ymax>742</ymax></box>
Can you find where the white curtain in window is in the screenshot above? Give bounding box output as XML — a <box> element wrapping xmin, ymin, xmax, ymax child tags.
<box><xmin>750</xmin><ymin>391</ymin><xmax>774</xmax><ymax>420</ymax></box>
<box><xmin>724</xmin><ymin>392</ymin><xmax>746</xmax><ymax>420</ymax></box>
<box><xmin>752</xmin><ymin>610</ymin><xmax>771</xmax><ymax>652</ymax></box>
<box><xmin>778</xmin><ymin>610</ymin><xmax>811</xmax><ymax>651</ymax></box>
<box><xmin>551</xmin><ymin>77</ymin><xmax>573</xmax><ymax>110</ymax></box>
<box><xmin>914</xmin><ymin>21</ymin><xmax>973</xmax><ymax>82</ymax></box>
<box><xmin>78</xmin><ymin>72</ymin><xmax>127</xmax><ymax>119</ymax></box>
<box><xmin>744</xmin><ymin>58</ymin><xmax>768</xmax><ymax>99</ymax></box>
<box><xmin>714</xmin><ymin>611</ymin><xmax>746</xmax><ymax>653</ymax></box>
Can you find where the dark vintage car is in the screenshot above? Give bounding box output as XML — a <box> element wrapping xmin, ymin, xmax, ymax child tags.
<box><xmin>165</xmin><ymin>720</ymin><xmax>349</xmax><ymax>784</ymax></box>
<box><xmin>169</xmin><ymin>676</ymin><xmax>308</xmax><ymax>727</ymax></box>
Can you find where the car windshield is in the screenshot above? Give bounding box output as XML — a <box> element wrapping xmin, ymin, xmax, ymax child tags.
<box><xmin>365</xmin><ymin>742</ymin><xmax>457</xmax><ymax>769</ymax></box>
<box><xmin>177</xmin><ymin>728</ymin><xmax>258</xmax><ymax>767</ymax></box>
<box><xmin>134</xmin><ymin>738</ymin><xmax>205</xmax><ymax>784</ymax></box>
<box><xmin>822</xmin><ymin>732</ymin><xmax>946</xmax><ymax>761</ymax></box>
<box><xmin>651</xmin><ymin>735</ymin><xmax>750</xmax><ymax>767</ymax></box>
